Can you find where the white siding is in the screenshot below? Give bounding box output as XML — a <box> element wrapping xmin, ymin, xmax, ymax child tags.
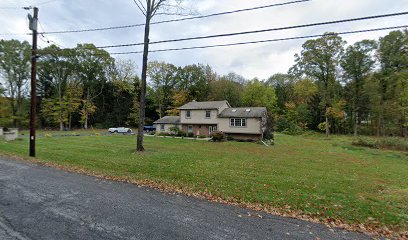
<box><xmin>157</xmin><ymin>124</ymin><xmax>181</xmax><ymax>133</ymax></box>
<box><xmin>218</xmin><ymin>118</ymin><xmax>262</xmax><ymax>134</ymax></box>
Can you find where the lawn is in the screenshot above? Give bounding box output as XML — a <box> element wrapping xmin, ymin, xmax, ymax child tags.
<box><xmin>0</xmin><ymin>132</ymin><xmax>407</xmax><ymax>236</ymax></box>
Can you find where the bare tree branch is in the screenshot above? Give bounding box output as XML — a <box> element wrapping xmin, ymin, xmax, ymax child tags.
<box><xmin>137</xmin><ymin>0</ymin><xmax>147</xmax><ymax>12</ymax></box>
<box><xmin>133</xmin><ymin>0</ymin><xmax>147</xmax><ymax>16</ymax></box>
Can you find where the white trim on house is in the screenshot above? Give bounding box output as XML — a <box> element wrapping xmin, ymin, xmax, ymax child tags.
<box><xmin>230</xmin><ymin>118</ymin><xmax>247</xmax><ymax>127</ymax></box>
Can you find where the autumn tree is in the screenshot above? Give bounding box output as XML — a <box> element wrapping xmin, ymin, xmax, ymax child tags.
<box><xmin>242</xmin><ymin>79</ymin><xmax>276</xmax><ymax>112</ymax></box>
<box><xmin>38</xmin><ymin>45</ymin><xmax>76</xmax><ymax>130</ymax></box>
<box><xmin>341</xmin><ymin>40</ymin><xmax>377</xmax><ymax>136</ymax></box>
<box><xmin>290</xmin><ymin>33</ymin><xmax>345</xmax><ymax>136</ymax></box>
<box><xmin>73</xmin><ymin>44</ymin><xmax>114</xmax><ymax>129</ymax></box>
<box><xmin>147</xmin><ymin>61</ymin><xmax>177</xmax><ymax>118</ymax></box>
<box><xmin>0</xmin><ymin>39</ymin><xmax>31</xmax><ymax>127</ymax></box>
<box><xmin>377</xmin><ymin>30</ymin><xmax>408</xmax><ymax>136</ymax></box>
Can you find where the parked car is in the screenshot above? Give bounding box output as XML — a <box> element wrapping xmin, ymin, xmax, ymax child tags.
<box><xmin>108</xmin><ymin>127</ymin><xmax>133</xmax><ymax>134</ymax></box>
<box><xmin>143</xmin><ymin>125</ymin><xmax>156</xmax><ymax>132</ymax></box>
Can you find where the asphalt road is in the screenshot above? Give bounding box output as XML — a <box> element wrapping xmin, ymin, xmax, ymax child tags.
<box><xmin>0</xmin><ymin>157</ymin><xmax>370</xmax><ymax>240</ymax></box>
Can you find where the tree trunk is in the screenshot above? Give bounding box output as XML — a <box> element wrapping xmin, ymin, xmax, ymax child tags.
<box><xmin>84</xmin><ymin>109</ymin><xmax>88</xmax><ymax>129</ymax></box>
<box><xmin>325</xmin><ymin>113</ymin><xmax>329</xmax><ymax>137</ymax></box>
<box><xmin>84</xmin><ymin>89</ymin><xmax>90</xmax><ymax>129</ymax></box>
<box><xmin>353</xmin><ymin>110</ymin><xmax>358</xmax><ymax>137</ymax></box>
<box><xmin>69</xmin><ymin>113</ymin><xmax>72</xmax><ymax>130</ymax></box>
<box><xmin>59</xmin><ymin>84</ymin><xmax>64</xmax><ymax>131</ymax></box>
<box><xmin>137</xmin><ymin>0</ymin><xmax>151</xmax><ymax>152</ymax></box>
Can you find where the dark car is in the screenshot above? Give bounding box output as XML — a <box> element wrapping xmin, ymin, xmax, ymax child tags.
<box><xmin>143</xmin><ymin>126</ymin><xmax>156</xmax><ymax>132</ymax></box>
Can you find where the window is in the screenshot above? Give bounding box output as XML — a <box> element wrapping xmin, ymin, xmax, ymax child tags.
<box><xmin>188</xmin><ymin>125</ymin><xmax>193</xmax><ymax>133</ymax></box>
<box><xmin>230</xmin><ymin>118</ymin><xmax>247</xmax><ymax>127</ymax></box>
<box><xmin>205</xmin><ymin>110</ymin><xmax>211</xmax><ymax>118</ymax></box>
<box><xmin>186</xmin><ymin>110</ymin><xmax>191</xmax><ymax>118</ymax></box>
<box><xmin>160</xmin><ymin>124</ymin><xmax>165</xmax><ymax>131</ymax></box>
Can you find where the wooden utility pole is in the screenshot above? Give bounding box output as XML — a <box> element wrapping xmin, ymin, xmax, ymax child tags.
<box><xmin>29</xmin><ymin>7</ymin><xmax>39</xmax><ymax>157</ymax></box>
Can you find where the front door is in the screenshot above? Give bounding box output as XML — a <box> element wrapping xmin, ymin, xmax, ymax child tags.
<box><xmin>209</xmin><ymin>125</ymin><xmax>217</xmax><ymax>135</ymax></box>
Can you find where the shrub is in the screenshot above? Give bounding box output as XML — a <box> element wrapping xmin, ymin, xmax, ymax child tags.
<box><xmin>352</xmin><ymin>136</ymin><xmax>408</xmax><ymax>151</ymax></box>
<box><xmin>281</xmin><ymin>123</ymin><xmax>303</xmax><ymax>135</ymax></box>
<box><xmin>157</xmin><ymin>132</ymin><xmax>170</xmax><ymax>137</ymax></box>
<box><xmin>187</xmin><ymin>133</ymin><xmax>194</xmax><ymax>138</ymax></box>
<box><xmin>169</xmin><ymin>126</ymin><xmax>181</xmax><ymax>135</ymax></box>
<box><xmin>211</xmin><ymin>131</ymin><xmax>225</xmax><ymax>142</ymax></box>
<box><xmin>45</xmin><ymin>133</ymin><xmax>53</xmax><ymax>138</ymax></box>
<box><xmin>198</xmin><ymin>135</ymin><xmax>207</xmax><ymax>139</ymax></box>
<box><xmin>317</xmin><ymin>122</ymin><xmax>330</xmax><ymax>132</ymax></box>
<box><xmin>226</xmin><ymin>135</ymin><xmax>234</xmax><ymax>141</ymax></box>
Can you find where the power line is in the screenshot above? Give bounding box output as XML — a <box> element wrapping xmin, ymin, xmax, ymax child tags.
<box><xmin>36</xmin><ymin>0</ymin><xmax>60</xmax><ymax>6</ymax></box>
<box><xmin>38</xmin><ymin>0</ymin><xmax>311</xmax><ymax>35</ymax></box>
<box><xmin>38</xmin><ymin>21</ymin><xmax>65</xmax><ymax>48</ymax></box>
<box><xmin>94</xmin><ymin>11</ymin><xmax>408</xmax><ymax>49</ymax></box>
<box><xmin>108</xmin><ymin>25</ymin><xmax>408</xmax><ymax>55</ymax></box>
<box><xmin>0</xmin><ymin>0</ymin><xmax>59</xmax><ymax>10</ymax></box>
<box><xmin>36</xmin><ymin>25</ymin><xmax>408</xmax><ymax>56</ymax></box>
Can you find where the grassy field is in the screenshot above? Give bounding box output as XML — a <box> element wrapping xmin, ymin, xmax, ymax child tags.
<box><xmin>0</xmin><ymin>132</ymin><xmax>407</xmax><ymax>235</ymax></box>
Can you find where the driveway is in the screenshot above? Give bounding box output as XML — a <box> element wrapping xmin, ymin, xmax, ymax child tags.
<box><xmin>0</xmin><ymin>157</ymin><xmax>369</xmax><ymax>240</ymax></box>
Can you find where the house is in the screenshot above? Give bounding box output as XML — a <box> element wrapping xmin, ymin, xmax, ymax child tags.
<box><xmin>153</xmin><ymin>100</ymin><xmax>268</xmax><ymax>140</ymax></box>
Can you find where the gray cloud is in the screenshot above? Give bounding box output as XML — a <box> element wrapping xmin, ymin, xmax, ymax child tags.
<box><xmin>1</xmin><ymin>0</ymin><xmax>407</xmax><ymax>79</ymax></box>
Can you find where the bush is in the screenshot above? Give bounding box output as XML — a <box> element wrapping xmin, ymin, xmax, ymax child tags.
<box><xmin>157</xmin><ymin>132</ymin><xmax>170</xmax><ymax>137</ymax></box>
<box><xmin>211</xmin><ymin>131</ymin><xmax>225</xmax><ymax>142</ymax></box>
<box><xmin>198</xmin><ymin>135</ymin><xmax>207</xmax><ymax>139</ymax></box>
<box><xmin>169</xmin><ymin>126</ymin><xmax>181</xmax><ymax>135</ymax></box>
<box><xmin>177</xmin><ymin>131</ymin><xmax>186</xmax><ymax>137</ymax></box>
<box><xmin>187</xmin><ymin>133</ymin><xmax>194</xmax><ymax>138</ymax></box>
<box><xmin>352</xmin><ymin>136</ymin><xmax>408</xmax><ymax>151</ymax></box>
<box><xmin>281</xmin><ymin>123</ymin><xmax>303</xmax><ymax>135</ymax></box>
<box><xmin>226</xmin><ymin>135</ymin><xmax>234</xmax><ymax>141</ymax></box>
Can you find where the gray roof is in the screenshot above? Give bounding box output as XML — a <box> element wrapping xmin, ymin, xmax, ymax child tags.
<box><xmin>153</xmin><ymin>116</ymin><xmax>180</xmax><ymax>124</ymax></box>
<box><xmin>179</xmin><ymin>101</ymin><xmax>230</xmax><ymax>110</ymax></box>
<box><xmin>219</xmin><ymin>107</ymin><xmax>267</xmax><ymax>118</ymax></box>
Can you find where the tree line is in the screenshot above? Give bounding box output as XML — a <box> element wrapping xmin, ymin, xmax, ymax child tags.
<box><xmin>0</xmin><ymin>29</ymin><xmax>406</xmax><ymax>137</ymax></box>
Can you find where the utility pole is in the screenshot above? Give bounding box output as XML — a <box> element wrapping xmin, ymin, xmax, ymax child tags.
<box><xmin>28</xmin><ymin>7</ymin><xmax>38</xmax><ymax>157</ymax></box>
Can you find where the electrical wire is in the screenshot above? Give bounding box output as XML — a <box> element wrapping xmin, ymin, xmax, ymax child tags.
<box><xmin>35</xmin><ymin>25</ymin><xmax>408</xmax><ymax>56</ymax></box>
<box><xmin>93</xmin><ymin>11</ymin><xmax>408</xmax><ymax>49</ymax></box>
<box><xmin>108</xmin><ymin>25</ymin><xmax>408</xmax><ymax>55</ymax></box>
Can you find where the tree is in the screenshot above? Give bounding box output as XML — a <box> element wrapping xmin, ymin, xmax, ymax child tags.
<box><xmin>38</xmin><ymin>45</ymin><xmax>76</xmax><ymax>130</ymax></box>
<box><xmin>73</xmin><ymin>44</ymin><xmax>114</xmax><ymax>129</ymax></box>
<box><xmin>290</xmin><ymin>33</ymin><xmax>346</xmax><ymax>136</ymax></box>
<box><xmin>376</xmin><ymin>30</ymin><xmax>408</xmax><ymax>136</ymax></box>
<box><xmin>0</xmin><ymin>39</ymin><xmax>31</xmax><ymax>127</ymax></box>
<box><xmin>341</xmin><ymin>40</ymin><xmax>377</xmax><ymax>136</ymax></box>
<box><xmin>266</xmin><ymin>73</ymin><xmax>296</xmax><ymax>113</ymax></box>
<box><xmin>148</xmin><ymin>61</ymin><xmax>177</xmax><ymax>118</ymax></box>
<box><xmin>135</xmin><ymin>0</ymin><xmax>184</xmax><ymax>151</ymax></box>
<box><xmin>242</xmin><ymin>79</ymin><xmax>276</xmax><ymax>113</ymax></box>
<box><xmin>176</xmin><ymin>64</ymin><xmax>211</xmax><ymax>101</ymax></box>
<box><xmin>209</xmin><ymin>76</ymin><xmax>243</xmax><ymax>107</ymax></box>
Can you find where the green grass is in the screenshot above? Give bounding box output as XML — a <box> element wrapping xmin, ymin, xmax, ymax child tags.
<box><xmin>0</xmin><ymin>133</ymin><xmax>407</xmax><ymax>233</ymax></box>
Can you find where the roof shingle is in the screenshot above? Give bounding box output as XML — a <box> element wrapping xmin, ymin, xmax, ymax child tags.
<box><xmin>218</xmin><ymin>107</ymin><xmax>267</xmax><ymax>118</ymax></box>
<box><xmin>178</xmin><ymin>101</ymin><xmax>229</xmax><ymax>110</ymax></box>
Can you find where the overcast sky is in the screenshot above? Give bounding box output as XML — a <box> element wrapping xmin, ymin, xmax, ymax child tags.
<box><xmin>0</xmin><ymin>0</ymin><xmax>407</xmax><ymax>80</ymax></box>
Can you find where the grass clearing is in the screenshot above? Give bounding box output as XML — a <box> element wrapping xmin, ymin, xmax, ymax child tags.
<box><xmin>0</xmin><ymin>133</ymin><xmax>407</xmax><ymax>236</ymax></box>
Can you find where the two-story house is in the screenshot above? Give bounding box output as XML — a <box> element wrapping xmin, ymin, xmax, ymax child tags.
<box><xmin>153</xmin><ymin>100</ymin><xmax>268</xmax><ymax>140</ymax></box>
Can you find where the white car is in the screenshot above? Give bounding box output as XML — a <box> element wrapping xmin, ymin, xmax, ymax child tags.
<box><xmin>108</xmin><ymin>127</ymin><xmax>133</xmax><ymax>134</ymax></box>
